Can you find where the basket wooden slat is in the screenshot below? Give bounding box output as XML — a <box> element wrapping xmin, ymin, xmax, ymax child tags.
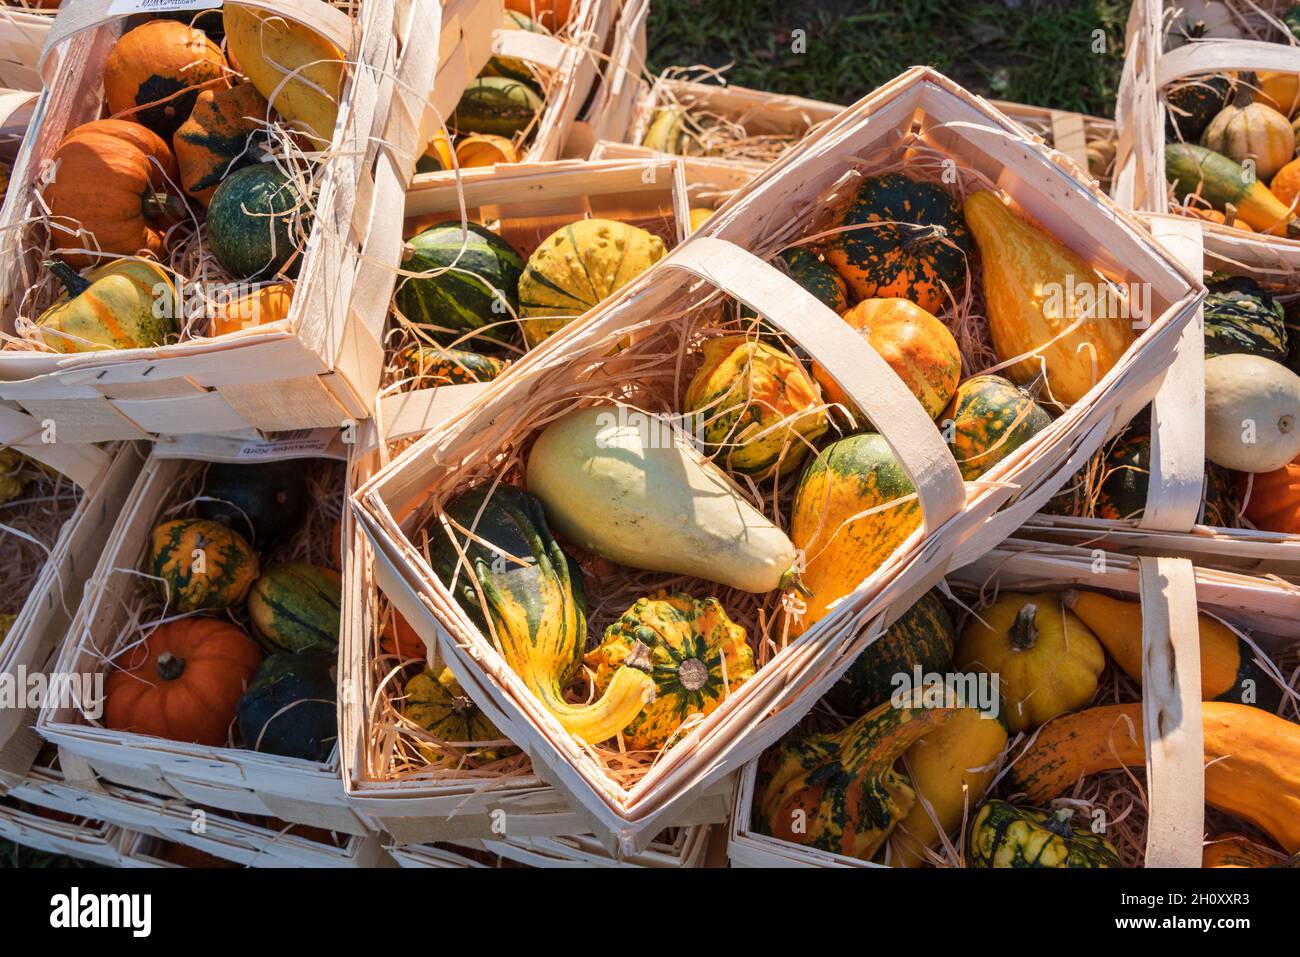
<box><xmin>352</xmin><ymin>68</ymin><xmax>1203</xmax><ymax>853</ymax></box>
<box><xmin>728</xmin><ymin>538</ymin><xmax>1299</xmax><ymax>867</ymax></box>
<box><xmin>0</xmin><ymin>4</ymin><xmax>53</xmax><ymax>93</ymax></box>
<box><xmin>0</xmin><ymin>0</ymin><xmax>472</xmax><ymax>439</ymax></box>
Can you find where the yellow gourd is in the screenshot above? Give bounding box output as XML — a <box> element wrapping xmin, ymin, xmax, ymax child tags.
<box><xmin>890</xmin><ymin>705</ymin><xmax>1008</xmax><ymax>867</ymax></box>
<box><xmin>210</xmin><ymin>282</ymin><xmax>293</xmax><ymax>337</ymax></box>
<box><xmin>36</xmin><ymin>259</ymin><xmax>177</xmax><ymax>353</ymax></box>
<box><xmin>1202</xmin><ymin>75</ymin><xmax>1295</xmax><ymax>183</ymax></box>
<box><xmin>963</xmin><ymin>191</ymin><xmax>1136</xmax><ymax>406</ymax></box>
<box><xmin>955</xmin><ymin>591</ymin><xmax>1105</xmax><ymax>733</ymax></box>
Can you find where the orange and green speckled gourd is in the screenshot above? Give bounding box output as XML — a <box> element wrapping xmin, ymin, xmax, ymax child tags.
<box><xmin>684</xmin><ymin>336</ymin><xmax>828</xmax><ymax>479</ymax></box>
<box><xmin>755</xmin><ymin>696</ymin><xmax>956</xmax><ymax>861</ymax></box>
<box><xmin>968</xmin><ymin>800</ymin><xmax>1119</xmax><ymax>868</ymax></box>
<box><xmin>427</xmin><ymin>485</ymin><xmax>654</xmax><ymax>744</ymax></box>
<box><xmin>585</xmin><ymin>593</ymin><xmax>756</xmax><ymax>751</ymax></box>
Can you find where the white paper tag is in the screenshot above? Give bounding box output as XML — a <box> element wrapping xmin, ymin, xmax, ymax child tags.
<box><xmin>234</xmin><ymin>428</ymin><xmax>343</xmax><ymax>461</ymax></box>
<box><xmin>152</xmin><ymin>428</ymin><xmax>350</xmax><ymax>463</ymax></box>
<box><xmin>107</xmin><ymin>0</ymin><xmax>223</xmax><ymax>16</ymax></box>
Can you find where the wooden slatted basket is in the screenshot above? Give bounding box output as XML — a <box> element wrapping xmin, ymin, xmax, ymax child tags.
<box><xmin>1113</xmin><ymin>0</ymin><xmax>1300</xmax><ymax>269</ymax></box>
<box><xmin>727</xmin><ymin>538</ymin><xmax>1300</xmax><ymax>868</ymax></box>
<box><xmin>0</xmin><ymin>424</ymin><xmax>143</xmax><ymax>791</ymax></box>
<box><xmin>34</xmin><ymin>433</ymin><xmax>374</xmax><ymax>835</ymax></box>
<box><xmin>0</xmin><ymin>0</ymin><xmax>465</xmax><ymax>440</ymax></box>
<box><xmin>0</xmin><ymin>790</ymin><xmax>126</xmax><ymax>866</ymax></box>
<box><xmin>352</xmin><ymin>67</ymin><xmax>1202</xmax><ymax>853</ymax></box>
<box><xmin>0</xmin><ymin>2</ymin><xmax>54</xmax><ymax>93</ymax></box>
<box><xmin>8</xmin><ymin>750</ymin><xmax>392</xmax><ymax>867</ymax></box>
<box><xmin>1025</xmin><ymin>215</ymin><xmax>1300</xmax><ymax>573</ymax></box>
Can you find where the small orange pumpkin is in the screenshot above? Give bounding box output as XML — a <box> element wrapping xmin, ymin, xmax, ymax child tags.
<box><xmin>103</xmin><ymin>618</ymin><xmax>264</xmax><ymax>746</ymax></box>
<box><xmin>44</xmin><ymin>119</ymin><xmax>185</xmax><ymax>267</ymax></box>
<box><xmin>104</xmin><ymin>20</ymin><xmax>228</xmax><ymax>139</ymax></box>
<box><xmin>812</xmin><ymin>297</ymin><xmax>961</xmax><ymax>420</ymax></box>
<box><xmin>1238</xmin><ymin>454</ymin><xmax>1300</xmax><ymax>534</ymax></box>
<box><xmin>504</xmin><ymin>0</ymin><xmax>573</xmax><ymax>30</ymax></box>
<box><xmin>380</xmin><ymin>608</ymin><xmax>425</xmax><ymax>660</ymax></box>
<box><xmin>209</xmin><ymin>282</ymin><xmax>293</xmax><ymax>337</ymax></box>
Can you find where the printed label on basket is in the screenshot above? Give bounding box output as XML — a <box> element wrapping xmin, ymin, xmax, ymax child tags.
<box><xmin>107</xmin><ymin>0</ymin><xmax>223</xmax><ymax>14</ymax></box>
<box><xmin>152</xmin><ymin>428</ymin><xmax>352</xmax><ymax>463</ymax></box>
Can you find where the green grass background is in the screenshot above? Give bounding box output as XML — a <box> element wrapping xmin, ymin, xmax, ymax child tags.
<box><xmin>1</xmin><ymin>0</ymin><xmax>1127</xmax><ymax>869</ymax></box>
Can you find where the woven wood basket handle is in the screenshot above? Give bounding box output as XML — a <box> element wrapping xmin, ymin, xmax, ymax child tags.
<box><xmin>661</xmin><ymin>236</ymin><xmax>967</xmax><ymax>533</ymax></box>
<box><xmin>38</xmin><ymin>0</ymin><xmax>356</xmax><ymax>80</ymax></box>
<box><xmin>1138</xmin><ymin>555</ymin><xmax>1205</xmax><ymax>868</ymax></box>
<box><xmin>1142</xmin><ymin>216</ymin><xmax>1205</xmax><ymax>532</ymax></box>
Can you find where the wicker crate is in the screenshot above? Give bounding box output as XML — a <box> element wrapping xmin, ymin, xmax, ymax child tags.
<box><xmin>352</xmin><ymin>67</ymin><xmax>1202</xmax><ymax>852</ymax></box>
<box><xmin>1023</xmin><ymin>215</ymin><xmax>1300</xmax><ymax>574</ymax></box>
<box><xmin>602</xmin><ymin>66</ymin><xmax>1116</xmax><ymax>190</ymax></box>
<box><xmin>0</xmin><ymin>0</ymin><xmax>470</xmax><ymax>440</ymax></box>
<box><xmin>35</xmin><ymin>434</ymin><xmax>375</xmax><ymax>835</ymax></box>
<box><xmin>728</xmin><ymin>538</ymin><xmax>1300</xmax><ymax>867</ymax></box>
<box><xmin>0</xmin><ymin>3</ymin><xmax>54</xmax><ymax>93</ymax></box>
<box><xmin>1113</xmin><ymin>0</ymin><xmax>1300</xmax><ymax>269</ymax></box>
<box><xmin>0</xmin><ymin>425</ymin><xmax>143</xmax><ymax>791</ymax></box>
<box><xmin>9</xmin><ymin>750</ymin><xmax>392</xmax><ymax>867</ymax></box>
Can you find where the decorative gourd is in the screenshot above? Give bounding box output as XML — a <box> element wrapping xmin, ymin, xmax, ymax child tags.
<box><xmin>526</xmin><ymin>405</ymin><xmax>801</xmax><ymax>593</ymax></box>
<box><xmin>968</xmin><ymin>800</ymin><xmax>1120</xmax><ymax>868</ymax></box>
<box><xmin>1203</xmin><ymin>275</ymin><xmax>1287</xmax><ymax>360</ymax></box>
<box><xmin>0</xmin><ymin>449</ymin><xmax>23</xmax><ymax>505</ymax></box>
<box><xmin>427</xmin><ymin>484</ymin><xmax>655</xmax><ymax>743</ymax></box>
<box><xmin>103</xmin><ymin>20</ymin><xmax>227</xmax><ymax>139</ymax></box>
<box><xmin>825</xmin><ymin>173</ymin><xmax>971</xmax><ymax>314</ymax></box>
<box><xmin>481</xmin><ymin>11</ymin><xmax>549</xmax><ymax>89</ymax></box>
<box><xmin>207</xmin><ymin>164</ymin><xmax>304</xmax><ymax>280</ymax></box>
<box><xmin>688</xmin><ymin>207</ymin><xmax>715</xmax><ymax>233</ymax></box>
<box><xmin>1166</xmin><ymin>0</ymin><xmax>1242</xmax><ymax>47</ymax></box>
<box><xmin>104</xmin><ymin>618</ymin><xmax>263</xmax><ymax>746</ymax></box>
<box><xmin>398</xmin><ymin>345</ymin><xmax>511</xmax><ymax>386</ymax></box>
<box><xmin>585</xmin><ymin>593</ymin><xmax>756</xmax><ymax>751</ymax></box>
<box><xmin>248</xmin><ymin>563</ymin><xmax>341</xmax><ymax>653</ymax></box>
<box><xmin>380</xmin><ymin>608</ymin><xmax>423</xmax><ymax>660</ymax></box>
<box><xmin>517</xmin><ymin>219</ymin><xmax>667</xmax><ymax>347</ymax></box>
<box><xmin>811</xmin><ymin>298</ymin><xmax>959</xmax><ymax>422</ymax></box>
<box><xmin>44</xmin><ymin>119</ymin><xmax>183</xmax><ymax>267</ymax></box>
<box><xmin>35</xmin><ymin>259</ymin><xmax>177</xmax><ymax>353</ymax></box>
<box><xmin>1257</xmin><ymin>71</ymin><xmax>1300</xmax><ymax>118</ymax></box>
<box><xmin>1008</xmin><ymin>701</ymin><xmax>1300</xmax><ymax>854</ymax></box>
<box><xmin>1201</xmin><ymin>75</ymin><xmax>1294</xmax><ymax>183</ymax></box>
<box><xmin>452</xmin><ymin>77</ymin><xmax>543</xmax><ymax>140</ymax></box>
<box><xmin>195</xmin><ymin>459</ymin><xmax>309</xmax><ymax>550</ymax></box>
<box><xmin>173</xmin><ymin>83</ymin><xmax>269</xmax><ymax>205</ymax></box>
<box><xmin>1167</xmin><ymin>143</ymin><xmax>1300</xmax><ymax>236</ymax></box>
<box><xmin>1065</xmin><ymin>589</ymin><xmax>1282</xmax><ymax>711</ymax></box>
<box><xmin>150</xmin><ymin>518</ymin><xmax>259</xmax><ymax>612</ymax></box>
<box><xmin>1270</xmin><ymin>156</ymin><xmax>1300</xmax><ymax>211</ymax></box>
<box><xmin>755</xmin><ymin>696</ymin><xmax>956</xmax><ymax>861</ymax></box>
<box><xmin>418</xmin><ymin>128</ymin><xmax>455</xmax><ymax>173</ymax></box>
<box><xmin>1202</xmin><ymin>833</ymin><xmax>1280</xmax><ymax>868</ymax></box>
<box><xmin>790</xmin><ymin>433</ymin><xmax>921</xmax><ymax>629</ymax></box>
<box><xmin>1204</xmin><ymin>353</ymin><xmax>1300</xmax><ymax>472</ymax></box>
<box><xmin>1091</xmin><ymin>432</ymin><xmax>1233</xmax><ymax>526</ymax></box>
<box><xmin>776</xmin><ymin>247</ymin><xmax>848</xmax><ymax>313</ymax></box>
<box><xmin>236</xmin><ymin>650</ymin><xmax>337</xmax><ymax>761</ymax></box>
<box><xmin>224</xmin><ymin>4</ymin><xmax>344</xmax><ymax>144</ymax></box>
<box><xmin>942</xmin><ymin>374</ymin><xmax>1051</xmax><ymax>480</ymax></box>
<box><xmin>1165</xmin><ymin>74</ymin><xmax>1232</xmax><ymax>142</ymax></box>
<box><xmin>395</xmin><ymin>221</ymin><xmax>525</xmax><ymax>345</ymax></box>
<box><xmin>955</xmin><ymin>592</ymin><xmax>1105</xmax><ymax>733</ymax></box>
<box><xmin>1238</xmin><ymin>453</ymin><xmax>1300</xmax><ymax>533</ymax></box>
<box><xmin>892</xmin><ymin>705</ymin><xmax>1009</xmax><ymax>867</ymax></box>
<box><xmin>964</xmin><ymin>191</ymin><xmax>1136</xmax><ymax>406</ymax></box>
<box><xmin>455</xmin><ymin>134</ymin><xmax>519</xmax><ymax>168</ymax></box>
<box><xmin>402</xmin><ymin>666</ymin><xmax>514</xmax><ymax>764</ymax></box>
<box><xmin>642</xmin><ymin>106</ymin><xmax>692</xmax><ymax>154</ymax></box>
<box><xmin>684</xmin><ymin>336</ymin><xmax>828</xmax><ymax>479</ymax></box>
<box><xmin>822</xmin><ymin>588</ymin><xmax>955</xmax><ymax>716</ymax></box>
<box><xmin>209</xmin><ymin>282</ymin><xmax>293</xmax><ymax>336</ymax></box>
<box><xmin>504</xmin><ymin>0</ymin><xmax>573</xmax><ymax>30</ymax></box>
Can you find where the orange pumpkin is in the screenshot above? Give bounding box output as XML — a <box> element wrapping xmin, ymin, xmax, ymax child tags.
<box><xmin>380</xmin><ymin>608</ymin><xmax>425</xmax><ymax>660</ymax></box>
<box><xmin>104</xmin><ymin>20</ymin><xmax>228</xmax><ymax>139</ymax></box>
<box><xmin>504</xmin><ymin>0</ymin><xmax>574</xmax><ymax>30</ymax></box>
<box><xmin>1257</xmin><ymin>71</ymin><xmax>1300</xmax><ymax>119</ymax></box>
<box><xmin>44</xmin><ymin>119</ymin><xmax>184</xmax><ymax>267</ymax></box>
<box><xmin>103</xmin><ymin>618</ymin><xmax>263</xmax><ymax>746</ymax></box>
<box><xmin>1238</xmin><ymin>454</ymin><xmax>1300</xmax><ymax>534</ymax></box>
<box><xmin>1271</xmin><ymin>157</ymin><xmax>1300</xmax><ymax>212</ymax></box>
<box><xmin>812</xmin><ymin>297</ymin><xmax>961</xmax><ymax>420</ymax></box>
<box><xmin>210</xmin><ymin>282</ymin><xmax>293</xmax><ymax>336</ymax></box>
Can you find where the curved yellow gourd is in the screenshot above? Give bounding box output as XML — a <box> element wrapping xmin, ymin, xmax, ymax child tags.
<box><xmin>36</xmin><ymin>259</ymin><xmax>176</xmax><ymax>353</ymax></box>
<box><xmin>224</xmin><ymin>5</ymin><xmax>345</xmax><ymax>145</ymax></box>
